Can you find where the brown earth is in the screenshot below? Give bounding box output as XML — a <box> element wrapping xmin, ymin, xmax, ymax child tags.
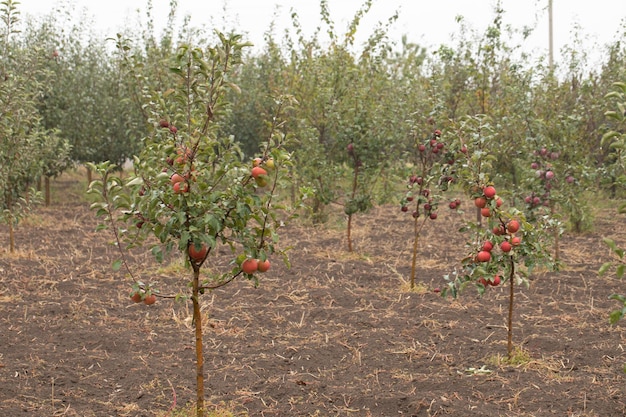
<box><xmin>1</xmin><ymin>171</ymin><xmax>626</xmax><ymax>417</ymax></box>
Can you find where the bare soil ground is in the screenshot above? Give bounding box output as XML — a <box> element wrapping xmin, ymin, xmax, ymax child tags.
<box><xmin>1</xmin><ymin>171</ymin><xmax>626</xmax><ymax>417</ymax></box>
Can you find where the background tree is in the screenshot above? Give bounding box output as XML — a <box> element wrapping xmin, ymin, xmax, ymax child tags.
<box><xmin>33</xmin><ymin>4</ymin><xmax>146</xmax><ymax>182</ymax></box>
<box><xmin>0</xmin><ymin>0</ymin><xmax>60</xmax><ymax>250</ymax></box>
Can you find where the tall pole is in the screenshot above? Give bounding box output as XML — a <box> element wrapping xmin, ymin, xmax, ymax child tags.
<box><xmin>548</xmin><ymin>0</ymin><xmax>554</xmax><ymax>71</ymax></box>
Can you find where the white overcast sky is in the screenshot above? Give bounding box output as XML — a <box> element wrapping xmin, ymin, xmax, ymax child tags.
<box><xmin>17</xmin><ymin>0</ymin><xmax>626</xmax><ymax>65</ymax></box>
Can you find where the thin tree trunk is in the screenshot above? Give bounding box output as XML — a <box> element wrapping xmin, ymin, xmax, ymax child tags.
<box><xmin>507</xmin><ymin>258</ymin><xmax>515</xmax><ymax>359</ymax></box>
<box><xmin>45</xmin><ymin>176</ymin><xmax>51</xmax><ymax>206</ymax></box>
<box><xmin>9</xmin><ymin>221</ymin><xmax>15</xmax><ymax>253</ymax></box>
<box><xmin>347</xmin><ymin>163</ymin><xmax>359</xmax><ymax>252</ymax></box>
<box><xmin>347</xmin><ymin>214</ymin><xmax>353</xmax><ymax>252</ymax></box>
<box><xmin>409</xmin><ymin>217</ymin><xmax>419</xmax><ymax>289</ymax></box>
<box><xmin>192</xmin><ymin>268</ymin><xmax>205</xmax><ymax>417</ymax></box>
<box><xmin>551</xmin><ymin>205</ymin><xmax>559</xmax><ymax>261</ymax></box>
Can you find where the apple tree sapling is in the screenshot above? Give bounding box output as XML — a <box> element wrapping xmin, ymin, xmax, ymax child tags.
<box><xmin>442</xmin><ymin>117</ymin><xmax>555</xmax><ymax>359</ymax></box>
<box><xmin>344</xmin><ymin>142</ymin><xmax>374</xmax><ymax>252</ymax></box>
<box><xmin>400</xmin><ymin>127</ymin><xmax>460</xmax><ymax>290</ymax></box>
<box><xmin>443</xmin><ymin>183</ymin><xmax>554</xmax><ymax>359</ymax></box>
<box><xmin>88</xmin><ymin>34</ymin><xmax>299</xmax><ymax>417</ymax></box>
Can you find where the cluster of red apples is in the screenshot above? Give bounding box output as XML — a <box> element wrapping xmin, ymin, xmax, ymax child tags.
<box><xmin>473</xmin><ymin>186</ymin><xmax>522</xmax><ymax>288</ymax></box>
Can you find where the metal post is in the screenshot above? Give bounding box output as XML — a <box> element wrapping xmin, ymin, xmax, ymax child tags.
<box><xmin>548</xmin><ymin>0</ymin><xmax>554</xmax><ymax>70</ymax></box>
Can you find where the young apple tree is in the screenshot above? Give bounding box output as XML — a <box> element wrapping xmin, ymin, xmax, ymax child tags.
<box><xmin>88</xmin><ymin>33</ymin><xmax>299</xmax><ymax>417</ymax></box>
<box><xmin>399</xmin><ymin>125</ymin><xmax>460</xmax><ymax>289</ymax></box>
<box><xmin>442</xmin><ymin>115</ymin><xmax>555</xmax><ymax>360</ymax></box>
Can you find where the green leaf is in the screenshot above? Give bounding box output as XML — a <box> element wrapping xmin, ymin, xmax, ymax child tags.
<box><xmin>603</xmin><ymin>238</ymin><xmax>618</xmax><ymax>252</ymax></box>
<box><xmin>601</xmin><ymin>130</ymin><xmax>620</xmax><ymax>145</ymax></box>
<box><xmin>151</xmin><ymin>246</ymin><xmax>164</xmax><ymax>263</ymax></box>
<box><xmin>126</xmin><ymin>176</ymin><xmax>144</xmax><ymax>187</ymax></box>
<box><xmin>112</xmin><ymin>259</ymin><xmax>123</xmax><ymax>271</ymax></box>
<box><xmin>617</xmin><ymin>264</ymin><xmax>625</xmax><ymax>279</ymax></box>
<box><xmin>609</xmin><ymin>310</ymin><xmax>623</xmax><ymax>325</ymax></box>
<box><xmin>609</xmin><ymin>293</ymin><xmax>626</xmax><ymax>303</ymax></box>
<box><xmin>599</xmin><ymin>262</ymin><xmax>613</xmax><ymax>276</ymax></box>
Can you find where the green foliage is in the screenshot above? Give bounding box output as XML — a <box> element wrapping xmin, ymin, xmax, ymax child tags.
<box><xmin>88</xmin><ymin>33</ymin><xmax>298</xmax><ymax>284</ymax></box>
<box><xmin>602</xmin><ymin>81</ymin><xmax>626</xmax><ymax>196</ymax></box>
<box><xmin>599</xmin><ymin>80</ymin><xmax>626</xmax><ymax>324</ymax></box>
<box><xmin>600</xmin><ymin>238</ymin><xmax>625</xmax><ymax>279</ymax></box>
<box><xmin>609</xmin><ymin>294</ymin><xmax>626</xmax><ymax>325</ymax></box>
<box><xmin>0</xmin><ymin>0</ymin><xmax>66</xmax><ymax>250</ymax></box>
<box><xmin>237</xmin><ymin>1</ymin><xmax>401</xmax><ymax>226</ymax></box>
<box><xmin>38</xmin><ymin>129</ymin><xmax>73</xmax><ymax>178</ymax></box>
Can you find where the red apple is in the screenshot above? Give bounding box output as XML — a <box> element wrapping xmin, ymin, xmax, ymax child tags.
<box><xmin>483</xmin><ymin>186</ymin><xmax>496</xmax><ymax>199</ymax></box>
<box><xmin>492</xmin><ymin>225</ymin><xmax>505</xmax><ymax>235</ymax></box>
<box><xmin>476</xmin><ymin>251</ymin><xmax>491</xmax><ymax>262</ymax></box>
<box><xmin>242</xmin><ymin>258</ymin><xmax>259</xmax><ymax>274</ymax></box>
<box><xmin>500</xmin><ymin>241</ymin><xmax>512</xmax><ymax>253</ymax></box>
<box><xmin>507</xmin><ymin>220</ymin><xmax>520</xmax><ymax>234</ymax></box>
<box><xmin>474</xmin><ymin>197</ymin><xmax>487</xmax><ymax>208</ymax></box>
<box><xmin>170</xmin><ymin>173</ymin><xmax>185</xmax><ymax>185</ymax></box>
<box><xmin>251</xmin><ymin>166</ymin><xmax>267</xmax><ymax>179</ymax></box>
<box><xmin>257</xmin><ymin>259</ymin><xmax>271</xmax><ymax>272</ymax></box>
<box><xmin>189</xmin><ymin>243</ymin><xmax>208</xmax><ymax>262</ymax></box>
<box><xmin>173</xmin><ymin>181</ymin><xmax>189</xmax><ymax>194</ymax></box>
